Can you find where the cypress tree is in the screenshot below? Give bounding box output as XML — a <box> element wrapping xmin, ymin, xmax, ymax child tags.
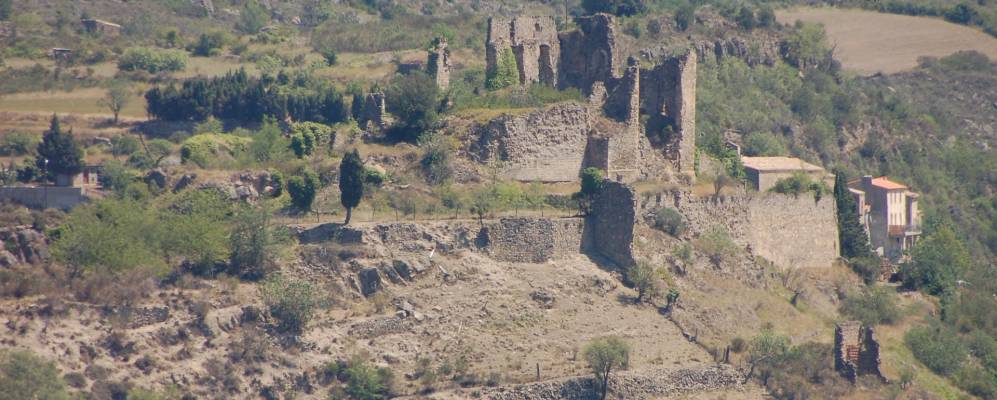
<box><xmin>339</xmin><ymin>149</ymin><xmax>364</xmax><ymax>225</ymax></box>
<box><xmin>35</xmin><ymin>115</ymin><xmax>83</xmax><ymax>183</ymax></box>
<box><xmin>833</xmin><ymin>171</ymin><xmax>872</xmax><ymax>259</ymax></box>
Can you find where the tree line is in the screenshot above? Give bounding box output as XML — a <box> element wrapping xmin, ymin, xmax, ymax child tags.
<box><xmin>144</xmin><ymin>69</ymin><xmax>349</xmax><ymax>124</ymax></box>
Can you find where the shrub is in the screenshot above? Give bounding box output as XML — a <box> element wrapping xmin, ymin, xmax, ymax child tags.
<box><xmin>737</xmin><ymin>7</ymin><xmax>756</xmax><ymax>30</ymax></box>
<box><xmin>287</xmin><ymin>169</ymin><xmax>320</xmax><ymax>212</ymax></box>
<box><xmin>582</xmin><ymin>0</ymin><xmax>647</xmax><ymax>17</ymax></box>
<box><xmin>0</xmin><ymin>132</ymin><xmax>38</xmax><ymax>156</ymax></box>
<box><xmin>259</xmin><ymin>274</ymin><xmax>324</xmax><ymax>335</ymax></box>
<box><xmin>675</xmin><ymin>4</ymin><xmax>696</xmax><ymax>32</ymax></box>
<box><xmin>625</xmin><ymin>261</ymin><xmax>662</xmax><ymax>303</ymax></box>
<box><xmin>485</xmin><ymin>48</ymin><xmax>518</xmax><ymax>90</ymax></box>
<box><xmin>840</xmin><ymin>286</ymin><xmax>901</xmax><ymax>325</ymax></box>
<box><xmin>180</xmin><ymin>134</ymin><xmax>251</xmax><ymax>168</ymax></box>
<box><xmin>344</xmin><ymin>357</ymin><xmax>395</xmax><ymax>400</ymax></box>
<box><xmin>770</xmin><ymin>172</ymin><xmax>829</xmax><ymax>200</ymax></box>
<box><xmin>906</xmin><ymin>324</ymin><xmax>968</xmax><ymax>376</ymax></box>
<box><xmin>385</xmin><ymin>72</ymin><xmax>440</xmax><ymax>140</ymax></box>
<box><xmin>52</xmin><ymin>199</ymin><xmax>164</xmax><ymax>277</ymax></box>
<box><xmin>0</xmin><ymin>350</ymin><xmax>70</xmax><ymax>400</ymax></box>
<box><xmin>695</xmin><ymin>226</ymin><xmax>738</xmax><ymax>266</ymax></box>
<box><xmin>580</xmin><ymin>167</ymin><xmax>605</xmax><ymax>197</ymax></box>
<box><xmin>419</xmin><ymin>134</ymin><xmax>453</xmax><ymax>185</ymax></box>
<box><xmin>229</xmin><ymin>204</ymin><xmax>285</xmax><ymax>280</ymax></box>
<box><xmin>742</xmin><ymin>131</ymin><xmax>786</xmax><ymax>156</ymax></box>
<box><xmin>652</xmin><ymin>207</ymin><xmax>686</xmax><ymax>236</ymax></box>
<box><xmin>236</xmin><ymin>0</ymin><xmax>269</xmax><ymax>34</ymax></box>
<box><xmin>118</xmin><ymin>47</ymin><xmax>188</xmax><ymax>73</ymax></box>
<box><xmin>191</xmin><ymin>31</ymin><xmax>229</xmax><ymax>56</ymax></box>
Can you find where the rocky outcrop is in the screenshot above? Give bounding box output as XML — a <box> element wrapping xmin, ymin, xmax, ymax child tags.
<box><xmin>689</xmin><ymin>36</ymin><xmax>781</xmax><ymax>66</ymax></box>
<box><xmin>0</xmin><ymin>225</ymin><xmax>49</xmax><ymax>266</ymax></box>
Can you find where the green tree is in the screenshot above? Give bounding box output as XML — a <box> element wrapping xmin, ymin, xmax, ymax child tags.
<box><xmin>228</xmin><ymin>204</ymin><xmax>284</xmax><ymax>280</ymax></box>
<box><xmin>737</xmin><ymin>7</ymin><xmax>756</xmax><ymax>30</ymax></box>
<box><xmin>583</xmin><ymin>336</ymin><xmax>630</xmax><ymax>400</ymax></box>
<box><xmin>259</xmin><ymin>274</ymin><xmax>324</xmax><ymax>335</ymax></box>
<box><xmin>339</xmin><ymin>149</ymin><xmax>364</xmax><ymax>224</ymax></box>
<box><xmin>250</xmin><ymin>118</ymin><xmax>289</xmax><ymax>163</ymax></box>
<box><xmin>159</xmin><ymin>190</ymin><xmax>231</xmax><ymax>273</ymax></box>
<box><xmin>902</xmin><ymin>225</ymin><xmax>971</xmax><ymax>296</ymax></box>
<box><xmin>581</xmin><ymin>0</ymin><xmax>646</xmax><ymax>16</ymax></box>
<box><xmin>0</xmin><ymin>0</ymin><xmax>11</xmax><ymax>21</ymax></box>
<box><xmin>743</xmin><ymin>131</ymin><xmax>785</xmax><ymax>156</ymax></box>
<box><xmin>832</xmin><ymin>171</ymin><xmax>878</xmax><ymax>281</ymax></box>
<box><xmin>287</xmin><ymin>168</ymin><xmax>319</xmax><ymax>212</ymax></box>
<box><xmin>385</xmin><ymin>72</ymin><xmax>439</xmax><ymax>140</ymax></box>
<box><xmin>906</xmin><ymin>324</ymin><xmax>968</xmax><ymax>375</ymax></box>
<box><xmin>580</xmin><ymin>167</ymin><xmax>605</xmax><ymax>197</ymax></box>
<box><xmin>783</xmin><ymin>22</ymin><xmax>830</xmax><ymax>71</ymax></box>
<box><xmin>486</xmin><ymin>48</ymin><xmax>518</xmax><ymax>90</ymax></box>
<box><xmin>35</xmin><ymin>115</ymin><xmax>83</xmax><ymax>183</ymax></box>
<box><xmin>236</xmin><ymin>0</ymin><xmax>270</xmax><ymax>34</ymax></box>
<box><xmin>345</xmin><ymin>357</ymin><xmax>394</xmax><ymax>400</ymax></box>
<box><xmin>100</xmin><ymin>82</ymin><xmax>131</xmax><ymax>124</ymax></box>
<box><xmin>840</xmin><ymin>286</ymin><xmax>901</xmax><ymax>325</ymax></box>
<box><xmin>52</xmin><ymin>199</ymin><xmax>164</xmax><ymax>278</ymax></box>
<box><xmin>695</xmin><ymin>226</ymin><xmax>738</xmax><ymax>266</ymax></box>
<box><xmin>758</xmin><ymin>6</ymin><xmax>776</xmax><ymax>28</ymax></box>
<box><xmin>674</xmin><ymin>4</ymin><xmax>696</xmax><ymax>32</ymax></box>
<box><xmin>0</xmin><ymin>350</ymin><xmax>69</xmax><ymax>400</ymax></box>
<box><xmin>626</xmin><ymin>261</ymin><xmax>662</xmax><ymax>304</ymax></box>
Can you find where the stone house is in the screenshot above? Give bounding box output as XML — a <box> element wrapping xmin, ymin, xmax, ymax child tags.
<box><xmin>0</xmin><ymin>166</ymin><xmax>101</xmax><ymax>210</ymax></box>
<box><xmin>848</xmin><ymin>176</ymin><xmax>921</xmax><ymax>259</ymax></box>
<box><xmin>741</xmin><ymin>156</ymin><xmax>828</xmax><ymax>192</ymax></box>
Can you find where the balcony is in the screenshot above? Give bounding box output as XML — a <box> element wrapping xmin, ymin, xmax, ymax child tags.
<box><xmin>888</xmin><ymin>224</ymin><xmax>921</xmax><ymax>237</ymax></box>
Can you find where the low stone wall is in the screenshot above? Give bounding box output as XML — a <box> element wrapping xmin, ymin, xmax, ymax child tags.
<box><xmin>485</xmin><ymin>365</ymin><xmax>744</xmax><ymax>400</ymax></box>
<box><xmin>480</xmin><ymin>218</ymin><xmax>587</xmax><ymax>263</ymax></box>
<box><xmin>0</xmin><ymin>186</ymin><xmax>86</xmax><ymax>210</ymax></box>
<box><xmin>644</xmin><ymin>189</ymin><xmax>838</xmax><ymax>269</ymax></box>
<box><xmin>294</xmin><ymin>217</ymin><xmax>587</xmax><ymax>263</ymax></box>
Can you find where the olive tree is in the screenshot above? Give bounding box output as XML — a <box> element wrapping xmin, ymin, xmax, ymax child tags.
<box><xmin>583</xmin><ymin>336</ymin><xmax>630</xmax><ymax>400</ymax></box>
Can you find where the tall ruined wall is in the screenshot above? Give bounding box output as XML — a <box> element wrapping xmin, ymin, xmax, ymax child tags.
<box><xmin>639</xmin><ymin>51</ymin><xmax>697</xmax><ymax>173</ymax></box>
<box><xmin>589</xmin><ymin>181</ymin><xmax>637</xmax><ymax>267</ymax></box>
<box><xmin>650</xmin><ymin>190</ymin><xmax>838</xmax><ymax>269</ymax></box>
<box><xmin>0</xmin><ymin>187</ymin><xmax>86</xmax><ymax>210</ymax></box>
<box><xmin>558</xmin><ymin>13</ymin><xmax>619</xmax><ymax>91</ymax></box>
<box><xmin>472</xmin><ymin>103</ymin><xmax>591</xmax><ymax>182</ymax></box>
<box><xmin>487</xmin><ymin>16</ymin><xmax>560</xmax><ymax>86</ymax></box>
<box><xmin>427</xmin><ymin>38</ymin><xmax>451</xmax><ymax>90</ymax></box>
<box><xmin>834</xmin><ymin>321</ymin><xmax>885</xmax><ymax>383</ymax></box>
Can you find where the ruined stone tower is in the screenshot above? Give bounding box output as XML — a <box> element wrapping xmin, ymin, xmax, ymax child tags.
<box><xmin>427</xmin><ymin>37</ymin><xmax>451</xmax><ymax>90</ymax></box>
<box><xmin>486</xmin><ymin>16</ymin><xmax>561</xmax><ymax>86</ymax></box>
<box><xmin>359</xmin><ymin>92</ymin><xmax>386</xmax><ymax>129</ymax></box>
<box><xmin>640</xmin><ymin>50</ymin><xmax>697</xmax><ymax>173</ymax></box>
<box><xmin>834</xmin><ymin>321</ymin><xmax>886</xmax><ymax>383</ymax></box>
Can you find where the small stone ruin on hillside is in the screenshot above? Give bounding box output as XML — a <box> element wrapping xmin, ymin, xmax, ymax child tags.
<box><xmin>834</xmin><ymin>321</ymin><xmax>886</xmax><ymax>383</ymax></box>
<box><xmin>478</xmin><ymin>14</ymin><xmax>697</xmax><ymax>183</ymax></box>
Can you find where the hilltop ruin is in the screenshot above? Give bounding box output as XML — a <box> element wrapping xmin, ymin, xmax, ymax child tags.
<box><xmin>480</xmin><ymin>14</ymin><xmax>696</xmax><ymax>182</ymax></box>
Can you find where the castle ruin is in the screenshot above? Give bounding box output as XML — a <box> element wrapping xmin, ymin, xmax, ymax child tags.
<box><xmin>834</xmin><ymin>321</ymin><xmax>885</xmax><ymax>383</ymax></box>
<box><xmin>481</xmin><ymin>14</ymin><xmax>697</xmax><ymax>182</ymax></box>
<box><xmin>427</xmin><ymin>37</ymin><xmax>452</xmax><ymax>90</ymax></box>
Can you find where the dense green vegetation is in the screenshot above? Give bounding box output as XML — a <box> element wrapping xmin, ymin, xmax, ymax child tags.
<box><xmin>145</xmin><ymin>69</ymin><xmax>348</xmax><ymax>124</ymax></box>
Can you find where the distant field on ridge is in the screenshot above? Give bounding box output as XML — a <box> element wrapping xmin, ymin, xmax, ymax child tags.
<box><xmin>777</xmin><ymin>7</ymin><xmax>997</xmax><ymax>75</ymax></box>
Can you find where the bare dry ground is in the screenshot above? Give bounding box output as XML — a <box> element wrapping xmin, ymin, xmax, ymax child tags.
<box><xmin>776</xmin><ymin>7</ymin><xmax>997</xmax><ymax>75</ymax></box>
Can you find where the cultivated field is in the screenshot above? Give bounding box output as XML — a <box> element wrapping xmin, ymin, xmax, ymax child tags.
<box><xmin>777</xmin><ymin>7</ymin><xmax>997</xmax><ymax>75</ymax></box>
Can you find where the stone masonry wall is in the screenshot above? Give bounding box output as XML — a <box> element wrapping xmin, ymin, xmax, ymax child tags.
<box><xmin>639</xmin><ymin>51</ymin><xmax>697</xmax><ymax>173</ymax></box>
<box><xmin>427</xmin><ymin>38</ymin><xmax>451</xmax><ymax>90</ymax></box>
<box><xmin>472</xmin><ymin>103</ymin><xmax>592</xmax><ymax>182</ymax></box>
<box><xmin>557</xmin><ymin>13</ymin><xmax>619</xmax><ymax>91</ymax></box>
<box><xmin>589</xmin><ymin>181</ymin><xmax>638</xmax><ymax>267</ymax></box>
<box><xmin>834</xmin><ymin>321</ymin><xmax>885</xmax><ymax>383</ymax></box>
<box><xmin>487</xmin><ymin>16</ymin><xmax>560</xmax><ymax>86</ymax></box>
<box><xmin>480</xmin><ymin>218</ymin><xmax>588</xmax><ymax>263</ymax></box>
<box><xmin>648</xmin><ymin>190</ymin><xmax>838</xmax><ymax>269</ymax></box>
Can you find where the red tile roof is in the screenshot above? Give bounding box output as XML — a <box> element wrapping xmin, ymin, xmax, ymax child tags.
<box><xmin>871</xmin><ymin>177</ymin><xmax>907</xmax><ymax>190</ymax></box>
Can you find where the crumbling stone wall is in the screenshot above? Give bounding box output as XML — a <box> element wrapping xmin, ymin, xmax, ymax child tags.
<box><xmin>427</xmin><ymin>38</ymin><xmax>451</xmax><ymax>90</ymax></box>
<box><xmin>479</xmin><ymin>218</ymin><xmax>587</xmax><ymax>263</ymax></box>
<box><xmin>487</xmin><ymin>16</ymin><xmax>560</xmax><ymax>86</ymax></box>
<box><xmin>647</xmin><ymin>190</ymin><xmax>838</xmax><ymax>269</ymax></box>
<box><xmin>472</xmin><ymin>103</ymin><xmax>592</xmax><ymax>182</ymax></box>
<box><xmin>834</xmin><ymin>321</ymin><xmax>885</xmax><ymax>383</ymax></box>
<box><xmin>558</xmin><ymin>13</ymin><xmax>619</xmax><ymax>91</ymax></box>
<box><xmin>358</xmin><ymin>92</ymin><xmax>386</xmax><ymax>129</ymax></box>
<box><xmin>588</xmin><ymin>181</ymin><xmax>637</xmax><ymax>267</ymax></box>
<box><xmin>639</xmin><ymin>51</ymin><xmax>697</xmax><ymax>173</ymax></box>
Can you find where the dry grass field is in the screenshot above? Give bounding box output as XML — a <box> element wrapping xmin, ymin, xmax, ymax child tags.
<box><xmin>777</xmin><ymin>7</ymin><xmax>997</xmax><ymax>75</ymax></box>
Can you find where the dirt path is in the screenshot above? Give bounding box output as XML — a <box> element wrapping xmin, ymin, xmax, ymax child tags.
<box><xmin>777</xmin><ymin>7</ymin><xmax>997</xmax><ymax>75</ymax></box>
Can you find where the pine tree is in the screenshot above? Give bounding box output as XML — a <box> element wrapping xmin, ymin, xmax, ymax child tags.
<box><xmin>35</xmin><ymin>115</ymin><xmax>83</xmax><ymax>183</ymax></box>
<box><xmin>833</xmin><ymin>171</ymin><xmax>872</xmax><ymax>259</ymax></box>
<box><xmin>339</xmin><ymin>149</ymin><xmax>364</xmax><ymax>224</ymax></box>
